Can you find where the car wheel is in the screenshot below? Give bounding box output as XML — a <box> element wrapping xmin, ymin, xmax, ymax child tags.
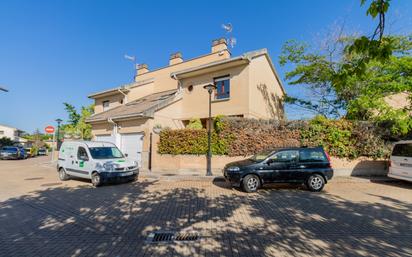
<box><xmin>91</xmin><ymin>172</ymin><xmax>102</xmax><ymax>187</ymax></box>
<box><xmin>242</xmin><ymin>174</ymin><xmax>260</xmax><ymax>193</ymax></box>
<box><xmin>306</xmin><ymin>174</ymin><xmax>325</xmax><ymax>192</ymax></box>
<box><xmin>58</xmin><ymin>168</ymin><xmax>69</xmax><ymax>181</ymax></box>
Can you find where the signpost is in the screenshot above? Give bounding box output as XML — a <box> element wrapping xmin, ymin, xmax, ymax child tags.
<box><xmin>45</xmin><ymin>126</ymin><xmax>55</xmax><ymax>162</ymax></box>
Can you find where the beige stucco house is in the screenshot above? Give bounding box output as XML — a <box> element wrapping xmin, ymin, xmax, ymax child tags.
<box><xmin>86</xmin><ymin>38</ymin><xmax>285</xmax><ymax>170</ymax></box>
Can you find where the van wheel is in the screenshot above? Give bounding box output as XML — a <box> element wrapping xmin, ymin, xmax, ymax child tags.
<box><xmin>91</xmin><ymin>172</ymin><xmax>102</xmax><ymax>187</ymax></box>
<box><xmin>58</xmin><ymin>168</ymin><xmax>69</xmax><ymax>181</ymax></box>
<box><xmin>306</xmin><ymin>174</ymin><xmax>325</xmax><ymax>192</ymax></box>
<box><xmin>242</xmin><ymin>174</ymin><xmax>260</xmax><ymax>193</ymax></box>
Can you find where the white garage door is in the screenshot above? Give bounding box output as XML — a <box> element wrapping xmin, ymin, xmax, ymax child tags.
<box><xmin>121</xmin><ymin>133</ymin><xmax>143</xmax><ymax>167</ymax></box>
<box><xmin>95</xmin><ymin>135</ymin><xmax>116</xmax><ymax>145</ymax></box>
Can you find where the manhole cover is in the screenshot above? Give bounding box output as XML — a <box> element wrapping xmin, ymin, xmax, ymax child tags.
<box><xmin>40</xmin><ymin>182</ymin><xmax>62</xmax><ymax>187</ymax></box>
<box><xmin>24</xmin><ymin>177</ymin><xmax>44</xmax><ymax>181</ymax></box>
<box><xmin>147</xmin><ymin>231</ymin><xmax>200</xmax><ymax>243</ymax></box>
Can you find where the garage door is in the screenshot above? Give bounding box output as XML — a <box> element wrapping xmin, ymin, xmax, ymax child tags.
<box><xmin>121</xmin><ymin>133</ymin><xmax>143</xmax><ymax>167</ymax></box>
<box><xmin>95</xmin><ymin>135</ymin><xmax>116</xmax><ymax>145</ymax></box>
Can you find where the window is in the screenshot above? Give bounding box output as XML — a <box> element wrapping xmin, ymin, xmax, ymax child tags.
<box><xmin>214</xmin><ymin>76</ymin><xmax>230</xmax><ymax>100</ymax></box>
<box><xmin>392</xmin><ymin>144</ymin><xmax>412</xmax><ymax>157</ymax></box>
<box><xmin>269</xmin><ymin>150</ymin><xmax>299</xmax><ymax>163</ymax></box>
<box><xmin>103</xmin><ymin>100</ymin><xmax>110</xmax><ymax>111</ymax></box>
<box><xmin>89</xmin><ymin>147</ymin><xmax>124</xmax><ymax>159</ymax></box>
<box><xmin>299</xmin><ymin>149</ymin><xmax>327</xmax><ymax>162</ymax></box>
<box><xmin>77</xmin><ymin>147</ymin><xmax>89</xmax><ymax>161</ymax></box>
<box><xmin>188</xmin><ymin>85</ymin><xmax>194</xmax><ymax>92</ymax></box>
<box><xmin>0</xmin><ymin>131</ymin><xmax>3</xmax><ymax>135</ymax></box>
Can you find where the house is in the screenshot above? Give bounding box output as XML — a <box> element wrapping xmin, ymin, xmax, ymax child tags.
<box><xmin>0</xmin><ymin>124</ymin><xmax>27</xmax><ymax>145</ymax></box>
<box><xmin>86</xmin><ymin>38</ymin><xmax>286</xmax><ymax>170</ymax></box>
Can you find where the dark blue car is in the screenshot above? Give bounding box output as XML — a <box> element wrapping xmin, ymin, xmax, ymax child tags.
<box><xmin>223</xmin><ymin>147</ymin><xmax>334</xmax><ymax>192</ymax></box>
<box><xmin>0</xmin><ymin>146</ymin><xmax>25</xmax><ymax>160</ymax></box>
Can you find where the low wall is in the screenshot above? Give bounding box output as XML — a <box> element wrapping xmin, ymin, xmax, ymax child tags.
<box><xmin>151</xmin><ymin>154</ymin><xmax>388</xmax><ymax>177</ymax></box>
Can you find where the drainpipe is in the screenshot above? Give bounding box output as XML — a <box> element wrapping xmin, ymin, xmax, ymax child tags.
<box><xmin>108</xmin><ymin>118</ymin><xmax>121</xmax><ymax>148</ymax></box>
<box><xmin>118</xmin><ymin>88</ymin><xmax>128</xmax><ymax>104</ymax></box>
<box><xmin>172</xmin><ymin>74</ymin><xmax>183</xmax><ymax>92</ymax></box>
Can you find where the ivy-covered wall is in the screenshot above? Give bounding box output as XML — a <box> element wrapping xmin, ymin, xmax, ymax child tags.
<box><xmin>158</xmin><ymin>116</ymin><xmax>393</xmax><ymax>159</ymax></box>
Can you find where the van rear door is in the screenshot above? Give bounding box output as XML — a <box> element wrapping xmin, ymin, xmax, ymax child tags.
<box><xmin>390</xmin><ymin>143</ymin><xmax>412</xmax><ymax>179</ymax></box>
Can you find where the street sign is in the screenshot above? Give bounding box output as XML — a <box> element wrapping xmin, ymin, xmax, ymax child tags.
<box><xmin>45</xmin><ymin>126</ymin><xmax>55</xmax><ymax>134</ymax></box>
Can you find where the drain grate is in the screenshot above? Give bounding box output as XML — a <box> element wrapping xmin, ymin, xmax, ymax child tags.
<box><xmin>24</xmin><ymin>177</ymin><xmax>44</xmax><ymax>181</ymax></box>
<box><xmin>147</xmin><ymin>231</ymin><xmax>199</xmax><ymax>243</ymax></box>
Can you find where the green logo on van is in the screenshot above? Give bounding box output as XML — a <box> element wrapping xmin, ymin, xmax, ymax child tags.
<box><xmin>79</xmin><ymin>160</ymin><xmax>84</xmax><ymax>168</ymax></box>
<box><xmin>116</xmin><ymin>159</ymin><xmax>125</xmax><ymax>163</ymax></box>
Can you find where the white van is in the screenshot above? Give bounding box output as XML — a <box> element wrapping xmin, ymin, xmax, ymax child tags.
<box><xmin>388</xmin><ymin>140</ymin><xmax>412</xmax><ymax>182</ymax></box>
<box><xmin>57</xmin><ymin>141</ymin><xmax>139</xmax><ymax>187</ymax></box>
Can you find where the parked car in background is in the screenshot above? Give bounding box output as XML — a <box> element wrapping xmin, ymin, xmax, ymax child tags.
<box><xmin>38</xmin><ymin>148</ymin><xmax>47</xmax><ymax>156</ymax></box>
<box><xmin>25</xmin><ymin>148</ymin><xmax>32</xmax><ymax>158</ymax></box>
<box><xmin>17</xmin><ymin>147</ymin><xmax>27</xmax><ymax>159</ymax></box>
<box><xmin>57</xmin><ymin>141</ymin><xmax>139</xmax><ymax>187</ymax></box>
<box><xmin>0</xmin><ymin>146</ymin><xmax>24</xmax><ymax>160</ymax></box>
<box><xmin>223</xmin><ymin>147</ymin><xmax>334</xmax><ymax>192</ymax></box>
<box><xmin>388</xmin><ymin>141</ymin><xmax>412</xmax><ymax>182</ymax></box>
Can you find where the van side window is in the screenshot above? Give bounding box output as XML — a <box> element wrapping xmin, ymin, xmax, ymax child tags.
<box><xmin>77</xmin><ymin>147</ymin><xmax>89</xmax><ymax>160</ymax></box>
<box><xmin>299</xmin><ymin>149</ymin><xmax>327</xmax><ymax>162</ymax></box>
<box><xmin>392</xmin><ymin>144</ymin><xmax>412</xmax><ymax>157</ymax></box>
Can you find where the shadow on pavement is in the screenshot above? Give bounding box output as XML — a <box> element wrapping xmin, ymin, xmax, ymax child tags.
<box><xmin>0</xmin><ymin>177</ymin><xmax>411</xmax><ymax>256</ymax></box>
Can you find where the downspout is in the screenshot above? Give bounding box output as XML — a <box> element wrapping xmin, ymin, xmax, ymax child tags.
<box><xmin>118</xmin><ymin>88</ymin><xmax>128</xmax><ymax>104</ymax></box>
<box><xmin>108</xmin><ymin>118</ymin><xmax>121</xmax><ymax>148</ymax></box>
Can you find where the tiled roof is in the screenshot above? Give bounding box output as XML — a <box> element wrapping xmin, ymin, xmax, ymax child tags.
<box><xmin>86</xmin><ymin>89</ymin><xmax>178</xmax><ymax>122</ymax></box>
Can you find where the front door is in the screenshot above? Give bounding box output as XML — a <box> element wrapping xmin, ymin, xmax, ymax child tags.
<box><xmin>266</xmin><ymin>150</ymin><xmax>299</xmax><ymax>182</ymax></box>
<box><xmin>66</xmin><ymin>146</ymin><xmax>92</xmax><ymax>178</ymax></box>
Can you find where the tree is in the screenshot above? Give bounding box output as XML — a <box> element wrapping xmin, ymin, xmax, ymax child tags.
<box><xmin>280</xmin><ymin>34</ymin><xmax>412</xmax><ymax>135</ymax></box>
<box><xmin>0</xmin><ymin>137</ymin><xmax>14</xmax><ymax>147</ymax></box>
<box><xmin>62</xmin><ymin>103</ymin><xmax>94</xmax><ymax>140</ymax></box>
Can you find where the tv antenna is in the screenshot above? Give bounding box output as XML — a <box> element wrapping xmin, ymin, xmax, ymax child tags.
<box><xmin>124</xmin><ymin>54</ymin><xmax>137</xmax><ymax>81</ymax></box>
<box><xmin>222</xmin><ymin>23</ymin><xmax>236</xmax><ymax>48</ymax></box>
<box><xmin>0</xmin><ymin>86</ymin><xmax>8</xmax><ymax>92</ymax></box>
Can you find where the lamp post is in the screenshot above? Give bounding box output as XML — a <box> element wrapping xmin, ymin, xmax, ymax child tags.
<box><xmin>203</xmin><ymin>84</ymin><xmax>217</xmax><ymax>176</ymax></box>
<box><xmin>0</xmin><ymin>86</ymin><xmax>8</xmax><ymax>92</ymax></box>
<box><xmin>55</xmin><ymin>118</ymin><xmax>63</xmax><ymax>150</ymax></box>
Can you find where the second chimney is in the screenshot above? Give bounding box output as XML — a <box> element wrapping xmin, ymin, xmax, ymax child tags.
<box><xmin>211</xmin><ymin>38</ymin><xmax>228</xmax><ymax>53</ymax></box>
<box><xmin>169</xmin><ymin>52</ymin><xmax>183</xmax><ymax>65</ymax></box>
<box><xmin>136</xmin><ymin>64</ymin><xmax>149</xmax><ymax>76</ymax></box>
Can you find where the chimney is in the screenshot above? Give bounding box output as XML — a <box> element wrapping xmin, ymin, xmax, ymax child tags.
<box><xmin>136</xmin><ymin>64</ymin><xmax>149</xmax><ymax>76</ymax></box>
<box><xmin>211</xmin><ymin>38</ymin><xmax>228</xmax><ymax>53</ymax></box>
<box><xmin>169</xmin><ymin>52</ymin><xmax>183</xmax><ymax>65</ymax></box>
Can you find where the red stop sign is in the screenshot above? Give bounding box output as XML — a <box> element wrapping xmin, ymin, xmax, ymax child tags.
<box><xmin>45</xmin><ymin>126</ymin><xmax>55</xmax><ymax>134</ymax></box>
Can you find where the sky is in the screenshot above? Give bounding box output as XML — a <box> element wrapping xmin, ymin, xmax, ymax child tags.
<box><xmin>1</xmin><ymin>0</ymin><xmax>411</xmax><ymax>133</ymax></box>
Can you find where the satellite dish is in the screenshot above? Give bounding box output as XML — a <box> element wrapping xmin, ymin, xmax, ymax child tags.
<box><xmin>222</xmin><ymin>23</ymin><xmax>233</xmax><ymax>33</ymax></box>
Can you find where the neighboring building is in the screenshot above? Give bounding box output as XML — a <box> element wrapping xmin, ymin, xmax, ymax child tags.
<box><xmin>86</xmin><ymin>38</ymin><xmax>286</xmax><ymax>169</ymax></box>
<box><xmin>0</xmin><ymin>124</ymin><xmax>27</xmax><ymax>144</ymax></box>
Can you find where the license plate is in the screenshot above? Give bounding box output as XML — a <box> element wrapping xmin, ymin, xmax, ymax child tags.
<box><xmin>120</xmin><ymin>171</ymin><xmax>133</xmax><ymax>177</ymax></box>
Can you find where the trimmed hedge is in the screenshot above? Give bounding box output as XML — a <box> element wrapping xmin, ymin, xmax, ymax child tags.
<box><xmin>158</xmin><ymin>116</ymin><xmax>392</xmax><ymax>159</ymax></box>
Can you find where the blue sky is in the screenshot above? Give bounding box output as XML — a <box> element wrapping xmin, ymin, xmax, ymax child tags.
<box><xmin>1</xmin><ymin>0</ymin><xmax>411</xmax><ymax>133</ymax></box>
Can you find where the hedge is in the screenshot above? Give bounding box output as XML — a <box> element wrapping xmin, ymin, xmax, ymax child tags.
<box><xmin>158</xmin><ymin>116</ymin><xmax>392</xmax><ymax>159</ymax></box>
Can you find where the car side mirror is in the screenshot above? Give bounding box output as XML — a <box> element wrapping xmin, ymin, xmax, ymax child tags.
<box><xmin>266</xmin><ymin>159</ymin><xmax>273</xmax><ymax>165</ymax></box>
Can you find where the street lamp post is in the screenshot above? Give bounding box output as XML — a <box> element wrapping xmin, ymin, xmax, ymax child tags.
<box><xmin>203</xmin><ymin>84</ymin><xmax>217</xmax><ymax>176</ymax></box>
<box><xmin>55</xmin><ymin>119</ymin><xmax>63</xmax><ymax>150</ymax></box>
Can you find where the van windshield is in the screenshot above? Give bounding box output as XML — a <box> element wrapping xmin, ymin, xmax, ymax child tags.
<box><xmin>89</xmin><ymin>147</ymin><xmax>124</xmax><ymax>159</ymax></box>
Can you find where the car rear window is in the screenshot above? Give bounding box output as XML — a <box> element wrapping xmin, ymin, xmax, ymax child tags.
<box><xmin>392</xmin><ymin>143</ymin><xmax>412</xmax><ymax>157</ymax></box>
<box><xmin>2</xmin><ymin>147</ymin><xmax>17</xmax><ymax>152</ymax></box>
<box><xmin>299</xmin><ymin>148</ymin><xmax>327</xmax><ymax>162</ymax></box>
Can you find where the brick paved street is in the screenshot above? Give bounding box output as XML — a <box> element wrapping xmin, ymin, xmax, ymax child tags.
<box><xmin>1</xmin><ymin>156</ymin><xmax>412</xmax><ymax>257</ymax></box>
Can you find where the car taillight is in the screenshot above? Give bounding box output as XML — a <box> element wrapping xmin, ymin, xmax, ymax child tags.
<box><xmin>325</xmin><ymin>151</ymin><xmax>332</xmax><ymax>167</ymax></box>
